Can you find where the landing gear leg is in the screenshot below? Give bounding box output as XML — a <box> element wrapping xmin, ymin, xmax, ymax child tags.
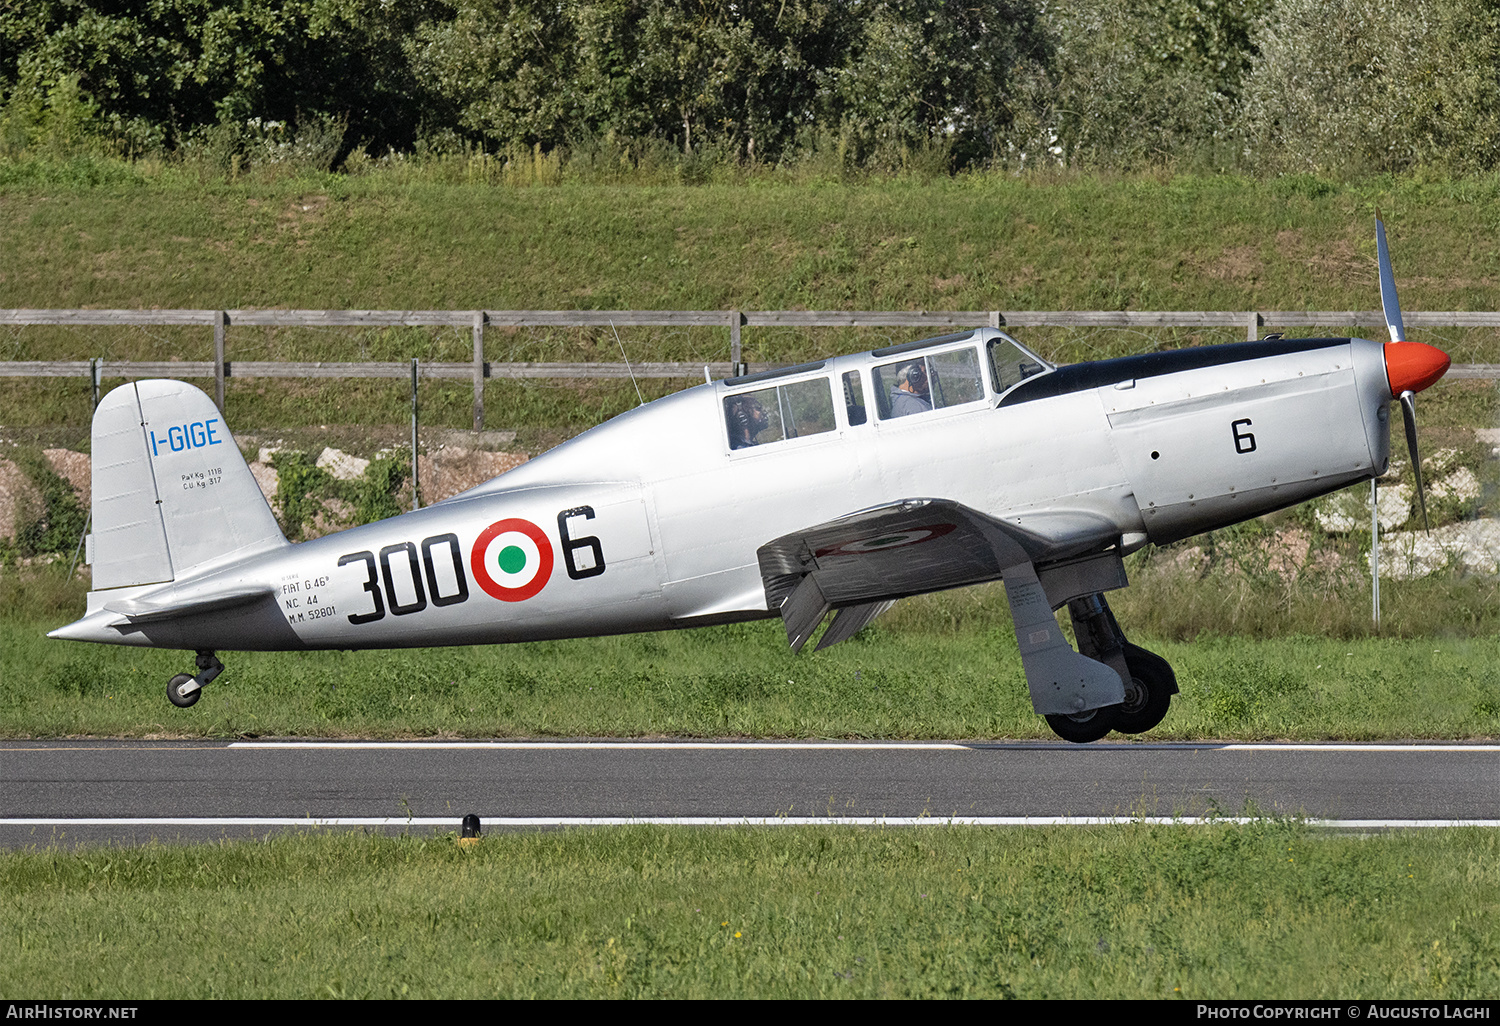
<box><xmin>167</xmin><ymin>650</ymin><xmax>224</xmax><ymax>709</ymax></box>
<box><xmin>1063</xmin><ymin>594</ymin><xmax>1177</xmax><ymax>737</ymax></box>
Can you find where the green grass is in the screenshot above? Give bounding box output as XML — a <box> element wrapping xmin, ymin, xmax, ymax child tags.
<box><xmin>5</xmin><ymin>171</ymin><xmax>1500</xmax><ymax>433</ymax></box>
<box><xmin>3</xmin><ymin>824</ymin><xmax>1497</xmax><ymax>998</ymax></box>
<box><xmin>7</xmin><ymin>170</ymin><xmax>1500</xmax><ymax>314</ymax></box>
<box><xmin>6</xmin><ymin>571</ymin><xmax>1500</xmax><ymax>741</ymax></box>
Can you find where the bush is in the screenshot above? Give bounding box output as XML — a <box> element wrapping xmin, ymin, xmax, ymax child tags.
<box><xmin>1038</xmin><ymin>0</ymin><xmax>1268</xmax><ymax>170</ymax></box>
<box><xmin>1237</xmin><ymin>0</ymin><xmax>1500</xmax><ymax>174</ymax></box>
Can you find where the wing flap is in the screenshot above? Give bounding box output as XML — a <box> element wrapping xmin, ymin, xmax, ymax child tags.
<box><xmin>757</xmin><ymin>498</ymin><xmax>1119</xmax><ymax>614</ymax></box>
<box><xmin>757</xmin><ymin>499</ymin><xmax>1011</xmax><ymax>614</ymax></box>
<box><xmin>813</xmin><ymin>600</ymin><xmax>895</xmax><ymax>652</ymax></box>
<box><xmin>756</xmin><ymin>497</ymin><xmax>1123</xmax><ymax>657</ymax></box>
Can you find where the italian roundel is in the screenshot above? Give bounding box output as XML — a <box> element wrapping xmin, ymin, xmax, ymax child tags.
<box><xmin>470</xmin><ymin>518</ymin><xmax>555</xmax><ymax>602</ymax></box>
<box><xmin>814</xmin><ymin>522</ymin><xmax>957</xmax><ymax>558</ymax></box>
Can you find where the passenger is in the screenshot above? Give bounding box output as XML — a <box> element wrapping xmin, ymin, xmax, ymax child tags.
<box><xmin>888</xmin><ymin>362</ymin><xmax>932</xmax><ymax>417</ymax></box>
<box><xmin>725</xmin><ymin>395</ymin><xmax>771</xmax><ymax>449</ymax></box>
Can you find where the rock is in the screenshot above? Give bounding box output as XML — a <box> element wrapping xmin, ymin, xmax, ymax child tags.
<box><xmin>430</xmin><ymin>429</ymin><xmax>517</xmax><ymax>450</ymax></box>
<box><xmin>428</xmin><ymin>447</ymin><xmax>528</xmax><ymax>502</ymax></box>
<box><xmin>247</xmin><ymin>462</ymin><xmax>279</xmax><ymax>510</ymax></box>
<box><xmin>1425</xmin><ymin>447</ymin><xmax>1460</xmax><ymax>476</ymax></box>
<box><xmin>1158</xmin><ymin>545</ymin><xmax>1208</xmax><ymax>577</ymax></box>
<box><xmin>1265</xmin><ymin>527</ymin><xmax>1310</xmax><ymax>578</ymax></box>
<box><xmin>1431</xmin><ymin>466</ymin><xmax>1481</xmax><ymax>502</ymax></box>
<box><xmin>43</xmin><ymin>449</ymin><xmax>90</xmax><ymax>508</ymax></box>
<box><xmin>1316</xmin><ymin>482</ymin><xmax>1411</xmax><ymax>533</ymax></box>
<box><xmin>306</xmin><ymin>498</ymin><xmax>355</xmax><ymax>539</ymax></box>
<box><xmin>1372</xmin><ymin>519</ymin><xmax>1500</xmax><ymax>579</ymax></box>
<box><xmin>0</xmin><ymin>459</ymin><xmax>41</xmax><ymax>542</ymax></box>
<box><xmin>316</xmin><ymin>447</ymin><xmax>370</xmax><ymax>481</ymax></box>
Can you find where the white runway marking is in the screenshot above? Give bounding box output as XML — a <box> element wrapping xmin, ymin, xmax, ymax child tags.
<box><xmin>5</xmin><ymin>816</ymin><xmax>1500</xmax><ymax>829</ymax></box>
<box><xmin>1218</xmin><ymin>743</ymin><xmax>1500</xmax><ymax>752</ymax></box>
<box><xmin>226</xmin><ymin>741</ymin><xmax>973</xmax><ymax>750</ymax></box>
<box><xmin>222</xmin><ymin>740</ymin><xmax>1500</xmax><ymax>752</ymax></box>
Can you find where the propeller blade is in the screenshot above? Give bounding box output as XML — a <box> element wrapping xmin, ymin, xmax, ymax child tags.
<box><xmin>1399</xmin><ymin>389</ymin><xmax>1429</xmax><ymax>531</ymax></box>
<box><xmin>1376</xmin><ymin>215</ymin><xmax>1406</xmax><ymax>343</ymax></box>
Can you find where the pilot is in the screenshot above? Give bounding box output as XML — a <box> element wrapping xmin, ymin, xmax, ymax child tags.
<box><xmin>888</xmin><ymin>362</ymin><xmax>932</xmax><ymax>417</ymax></box>
<box><xmin>726</xmin><ymin>395</ymin><xmax>771</xmax><ymax>449</ymax></box>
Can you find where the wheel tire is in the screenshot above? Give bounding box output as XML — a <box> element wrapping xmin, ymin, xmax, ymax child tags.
<box><xmin>1045</xmin><ymin>704</ymin><xmax>1118</xmax><ymax>744</ymax></box>
<box><xmin>167</xmin><ymin>673</ymin><xmax>201</xmax><ymax>708</ymax></box>
<box><xmin>1112</xmin><ymin>643</ymin><xmax>1176</xmax><ymax>735</ymax></box>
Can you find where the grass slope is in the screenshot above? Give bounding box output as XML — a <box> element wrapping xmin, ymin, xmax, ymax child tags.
<box><xmin>6</xmin><ymin>172</ymin><xmax>1500</xmax><ymax>314</ymax></box>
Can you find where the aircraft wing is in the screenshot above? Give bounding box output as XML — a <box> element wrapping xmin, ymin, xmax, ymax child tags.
<box><xmin>756</xmin><ymin>498</ymin><xmax>1120</xmax><ymax>651</ymax></box>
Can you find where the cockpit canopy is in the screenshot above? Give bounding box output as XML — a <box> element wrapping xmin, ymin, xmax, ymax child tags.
<box><xmin>721</xmin><ymin>328</ymin><xmax>1051</xmax><ymax>451</ymax></box>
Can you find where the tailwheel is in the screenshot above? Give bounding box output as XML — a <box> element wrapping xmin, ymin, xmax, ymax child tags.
<box><xmin>165</xmin><ymin>650</ymin><xmax>223</xmax><ymax>709</ymax></box>
<box><xmin>1112</xmin><ymin>642</ymin><xmax>1176</xmax><ymax>735</ymax></box>
<box><xmin>1045</xmin><ymin>703</ymin><xmax>1119</xmax><ymax>744</ymax></box>
<box><xmin>167</xmin><ymin>673</ymin><xmax>201</xmax><ymax>708</ymax></box>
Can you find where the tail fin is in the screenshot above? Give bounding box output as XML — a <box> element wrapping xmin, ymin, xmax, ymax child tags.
<box><xmin>90</xmin><ymin>380</ymin><xmax>286</xmax><ymax>590</ymax></box>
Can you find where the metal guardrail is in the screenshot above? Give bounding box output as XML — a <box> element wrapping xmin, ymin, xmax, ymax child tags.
<box><xmin>4</xmin><ymin>308</ymin><xmax>1498</xmax><ymax>429</ymax></box>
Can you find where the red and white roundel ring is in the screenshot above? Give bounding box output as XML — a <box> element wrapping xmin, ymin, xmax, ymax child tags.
<box><xmin>814</xmin><ymin>522</ymin><xmax>957</xmax><ymax>558</ymax></box>
<box><xmin>471</xmin><ymin>518</ymin><xmax>554</xmax><ymax>602</ymax></box>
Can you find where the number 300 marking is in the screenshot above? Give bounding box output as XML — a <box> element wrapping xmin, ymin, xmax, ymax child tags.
<box><xmin>339</xmin><ymin>532</ymin><xmax>470</xmax><ymax>625</ymax></box>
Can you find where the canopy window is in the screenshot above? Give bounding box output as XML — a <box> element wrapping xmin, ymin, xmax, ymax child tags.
<box><xmin>873</xmin><ymin>347</ymin><xmax>985</xmax><ymax>420</ymax></box>
<box><xmin>725</xmin><ymin>377</ymin><xmax>836</xmax><ymax>450</ymax></box>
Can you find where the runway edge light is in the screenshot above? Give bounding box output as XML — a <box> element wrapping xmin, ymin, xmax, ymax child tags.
<box><xmin>458</xmin><ymin>813</ymin><xmax>482</xmax><ymax>848</ymax></box>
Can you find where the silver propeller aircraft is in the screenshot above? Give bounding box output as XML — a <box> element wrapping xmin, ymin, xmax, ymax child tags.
<box><xmin>51</xmin><ymin>221</ymin><xmax>1451</xmax><ymax>741</ymax></box>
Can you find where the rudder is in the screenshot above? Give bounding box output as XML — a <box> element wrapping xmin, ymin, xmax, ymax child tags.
<box><xmin>90</xmin><ymin>380</ymin><xmax>286</xmax><ymax>589</ymax></box>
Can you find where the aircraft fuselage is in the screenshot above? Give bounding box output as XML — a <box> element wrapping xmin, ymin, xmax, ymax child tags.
<box><xmin>57</xmin><ymin>330</ymin><xmax>1395</xmax><ymax>653</ymax></box>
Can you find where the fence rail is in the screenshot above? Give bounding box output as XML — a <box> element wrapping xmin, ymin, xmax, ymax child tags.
<box><xmin>0</xmin><ymin>359</ymin><xmax>755</xmax><ymax>380</ymax></box>
<box><xmin>12</xmin><ymin>307</ymin><xmax>1500</xmax><ymax>328</ymax></box>
<box><xmin>4</xmin><ymin>308</ymin><xmax>1499</xmax><ymax>429</ymax></box>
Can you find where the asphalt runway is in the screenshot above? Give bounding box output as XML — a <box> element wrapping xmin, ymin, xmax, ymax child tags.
<box><xmin>3</xmin><ymin>739</ymin><xmax>1499</xmax><ymax>847</ymax></box>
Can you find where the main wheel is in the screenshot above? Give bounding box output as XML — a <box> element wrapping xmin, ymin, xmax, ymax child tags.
<box><xmin>167</xmin><ymin>673</ymin><xmax>201</xmax><ymax>708</ymax></box>
<box><xmin>1045</xmin><ymin>704</ymin><xmax>1118</xmax><ymax>743</ymax></box>
<box><xmin>1112</xmin><ymin>643</ymin><xmax>1176</xmax><ymax>735</ymax></box>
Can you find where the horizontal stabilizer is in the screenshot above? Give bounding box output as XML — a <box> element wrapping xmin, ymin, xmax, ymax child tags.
<box><xmin>102</xmin><ymin>583</ymin><xmax>275</xmax><ymax>624</ymax></box>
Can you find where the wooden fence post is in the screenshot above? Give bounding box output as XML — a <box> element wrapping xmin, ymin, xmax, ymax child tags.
<box><xmin>472</xmin><ymin>311</ymin><xmax>486</xmax><ymax>431</ymax></box>
<box><xmin>213</xmin><ymin>310</ymin><xmax>227</xmax><ymax>412</ymax></box>
<box><xmin>411</xmin><ymin>357</ymin><xmax>420</xmax><ymax>511</ymax></box>
<box><xmin>729</xmin><ymin>309</ymin><xmax>744</xmax><ymax>376</ymax></box>
<box><xmin>1246</xmin><ymin>312</ymin><xmax>1261</xmax><ymax>342</ymax></box>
